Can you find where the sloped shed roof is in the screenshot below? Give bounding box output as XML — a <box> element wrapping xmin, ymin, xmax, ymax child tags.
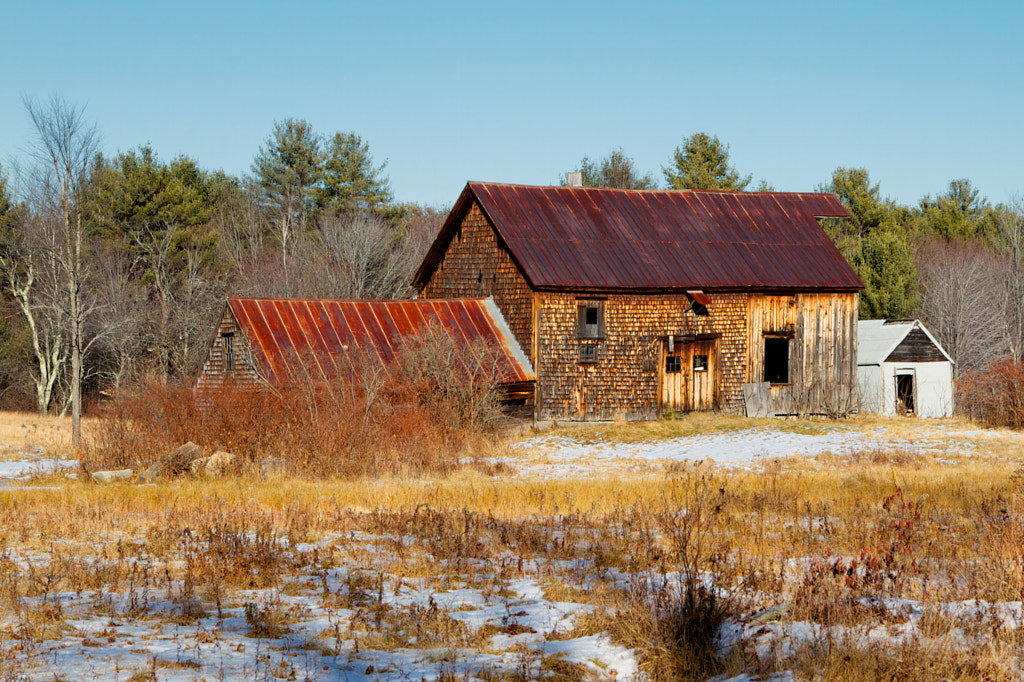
<box><xmin>226</xmin><ymin>297</ymin><xmax>534</xmax><ymax>386</ymax></box>
<box><xmin>857</xmin><ymin>319</ymin><xmax>954</xmax><ymax>366</ymax></box>
<box><xmin>413</xmin><ymin>183</ymin><xmax>864</xmax><ymax>291</ymax></box>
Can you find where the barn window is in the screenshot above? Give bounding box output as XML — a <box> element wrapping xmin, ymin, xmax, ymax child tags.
<box><xmin>763</xmin><ymin>336</ymin><xmax>789</xmax><ymax>384</ymax></box>
<box><xmin>577</xmin><ymin>300</ymin><xmax>605</xmax><ymax>339</ymax></box>
<box><xmin>579</xmin><ymin>344</ymin><xmax>597</xmax><ymax>364</ymax></box>
<box><xmin>665</xmin><ymin>356</ymin><xmax>682</xmax><ymax>373</ymax></box>
<box><xmin>693</xmin><ymin>354</ymin><xmax>708</xmax><ymax>372</ymax></box>
<box><xmin>222</xmin><ymin>332</ymin><xmax>235</xmax><ymax>372</ymax></box>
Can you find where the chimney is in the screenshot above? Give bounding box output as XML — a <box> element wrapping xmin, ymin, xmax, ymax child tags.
<box><xmin>566</xmin><ymin>172</ymin><xmax>582</xmax><ymax>188</ymax></box>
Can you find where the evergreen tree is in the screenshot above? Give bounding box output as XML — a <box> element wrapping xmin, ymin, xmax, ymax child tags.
<box><xmin>317</xmin><ymin>131</ymin><xmax>393</xmax><ymax>215</ymax></box>
<box><xmin>663</xmin><ymin>132</ymin><xmax>751</xmax><ymax>191</ymax></box>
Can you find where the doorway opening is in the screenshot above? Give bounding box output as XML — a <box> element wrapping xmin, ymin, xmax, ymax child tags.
<box><xmin>896</xmin><ymin>373</ymin><xmax>915</xmax><ymax>416</ymax></box>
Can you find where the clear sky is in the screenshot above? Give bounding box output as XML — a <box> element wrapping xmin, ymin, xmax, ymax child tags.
<box><xmin>2</xmin><ymin>0</ymin><xmax>1021</xmax><ymax>208</ymax></box>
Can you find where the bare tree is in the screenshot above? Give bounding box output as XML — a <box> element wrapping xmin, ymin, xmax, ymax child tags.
<box><xmin>0</xmin><ymin>211</ymin><xmax>68</xmax><ymax>413</ymax></box>
<box><xmin>24</xmin><ymin>95</ymin><xmax>100</xmax><ymax>448</ymax></box>
<box><xmin>994</xmin><ymin>196</ymin><xmax>1024</xmax><ymax>362</ymax></box>
<box><xmin>915</xmin><ymin>238</ymin><xmax>1005</xmax><ymax>375</ymax></box>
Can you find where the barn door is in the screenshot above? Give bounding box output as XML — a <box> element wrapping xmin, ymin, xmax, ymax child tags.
<box><xmin>662</xmin><ymin>338</ymin><xmax>718</xmax><ymax>413</ymax></box>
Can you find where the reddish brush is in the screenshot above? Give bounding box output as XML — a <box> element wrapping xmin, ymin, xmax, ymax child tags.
<box><xmin>957</xmin><ymin>359</ymin><xmax>1024</xmax><ymax>429</ymax></box>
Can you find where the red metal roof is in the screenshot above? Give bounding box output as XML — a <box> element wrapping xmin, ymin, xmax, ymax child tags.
<box><xmin>413</xmin><ymin>183</ymin><xmax>864</xmax><ymax>291</ymax></box>
<box><xmin>226</xmin><ymin>297</ymin><xmax>535</xmax><ymax>387</ymax></box>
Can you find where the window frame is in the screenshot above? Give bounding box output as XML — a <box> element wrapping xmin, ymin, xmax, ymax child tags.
<box><xmin>222</xmin><ymin>332</ymin><xmax>235</xmax><ymax>372</ymax></box>
<box><xmin>578</xmin><ymin>343</ymin><xmax>598</xmax><ymax>364</ymax></box>
<box><xmin>665</xmin><ymin>355</ymin><xmax>682</xmax><ymax>374</ymax></box>
<box><xmin>762</xmin><ymin>334</ymin><xmax>790</xmax><ymax>385</ymax></box>
<box><xmin>577</xmin><ymin>300</ymin><xmax>606</xmax><ymax>340</ymax></box>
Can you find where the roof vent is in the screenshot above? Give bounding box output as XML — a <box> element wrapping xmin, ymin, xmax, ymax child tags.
<box><xmin>566</xmin><ymin>172</ymin><xmax>583</xmax><ymax>188</ymax></box>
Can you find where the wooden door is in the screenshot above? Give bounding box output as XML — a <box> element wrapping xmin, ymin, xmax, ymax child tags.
<box><xmin>662</xmin><ymin>338</ymin><xmax>718</xmax><ymax>412</ymax></box>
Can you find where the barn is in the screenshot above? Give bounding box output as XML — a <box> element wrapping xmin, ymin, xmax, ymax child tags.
<box><xmin>195</xmin><ymin>297</ymin><xmax>535</xmax><ymax>400</ymax></box>
<box><xmin>413</xmin><ymin>182</ymin><xmax>865</xmax><ymax>421</ymax></box>
<box><xmin>857</xmin><ymin>319</ymin><xmax>954</xmax><ymax>418</ymax></box>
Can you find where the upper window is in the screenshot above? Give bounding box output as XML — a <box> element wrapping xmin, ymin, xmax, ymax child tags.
<box><xmin>222</xmin><ymin>332</ymin><xmax>235</xmax><ymax>372</ymax></box>
<box><xmin>577</xmin><ymin>300</ymin><xmax>605</xmax><ymax>339</ymax></box>
<box><xmin>763</xmin><ymin>336</ymin><xmax>789</xmax><ymax>384</ymax></box>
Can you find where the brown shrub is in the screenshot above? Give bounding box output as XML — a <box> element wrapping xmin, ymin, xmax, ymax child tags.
<box><xmin>957</xmin><ymin>359</ymin><xmax>1024</xmax><ymax>429</ymax></box>
<box><xmin>82</xmin><ymin>331</ymin><xmax>505</xmax><ymax>478</ymax></box>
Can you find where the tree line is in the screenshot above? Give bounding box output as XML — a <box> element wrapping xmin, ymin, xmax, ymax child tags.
<box><xmin>0</xmin><ymin>99</ymin><xmax>1019</xmax><ymax>431</ymax></box>
<box><xmin>0</xmin><ymin>97</ymin><xmax>444</xmax><ymax>436</ymax></box>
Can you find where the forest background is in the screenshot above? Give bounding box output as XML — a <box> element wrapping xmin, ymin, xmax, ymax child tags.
<box><xmin>0</xmin><ymin>100</ymin><xmax>1021</xmax><ymax>419</ymax></box>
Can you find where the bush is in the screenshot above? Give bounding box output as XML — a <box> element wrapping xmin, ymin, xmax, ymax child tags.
<box><xmin>957</xmin><ymin>359</ymin><xmax>1024</xmax><ymax>429</ymax></box>
<box><xmin>82</xmin><ymin>331</ymin><xmax>506</xmax><ymax>478</ymax></box>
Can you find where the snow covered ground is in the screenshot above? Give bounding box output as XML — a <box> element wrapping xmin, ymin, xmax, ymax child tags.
<box><xmin>506</xmin><ymin>421</ymin><xmax>1019</xmax><ymax>477</ymax></box>
<box><xmin>2</xmin><ymin>420</ymin><xmax>1023</xmax><ymax>680</ymax></box>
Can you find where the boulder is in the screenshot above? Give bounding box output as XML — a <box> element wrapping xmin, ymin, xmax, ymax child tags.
<box><xmin>205</xmin><ymin>450</ymin><xmax>238</xmax><ymax>477</ymax></box>
<box><xmin>91</xmin><ymin>469</ymin><xmax>133</xmax><ymax>484</ymax></box>
<box><xmin>139</xmin><ymin>442</ymin><xmax>204</xmax><ymax>483</ymax></box>
<box><xmin>188</xmin><ymin>450</ymin><xmax>239</xmax><ymax>478</ymax></box>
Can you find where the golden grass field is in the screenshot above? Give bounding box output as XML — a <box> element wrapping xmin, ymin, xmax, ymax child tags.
<box><xmin>2</xmin><ymin>411</ymin><xmax>1024</xmax><ymax>680</ymax></box>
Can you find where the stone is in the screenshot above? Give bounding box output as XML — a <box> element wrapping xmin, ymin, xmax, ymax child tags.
<box><xmin>138</xmin><ymin>442</ymin><xmax>204</xmax><ymax>483</ymax></box>
<box><xmin>91</xmin><ymin>469</ymin><xmax>133</xmax><ymax>484</ymax></box>
<box><xmin>750</xmin><ymin>603</ymin><xmax>792</xmax><ymax>624</ymax></box>
<box><xmin>205</xmin><ymin>450</ymin><xmax>238</xmax><ymax>477</ymax></box>
<box><xmin>138</xmin><ymin>461</ymin><xmax>164</xmax><ymax>484</ymax></box>
<box><xmin>188</xmin><ymin>450</ymin><xmax>239</xmax><ymax>478</ymax></box>
<box><xmin>188</xmin><ymin>457</ymin><xmax>211</xmax><ymax>477</ymax></box>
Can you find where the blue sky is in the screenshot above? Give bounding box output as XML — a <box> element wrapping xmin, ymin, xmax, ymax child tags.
<box><xmin>2</xmin><ymin>0</ymin><xmax>1021</xmax><ymax>208</ymax></box>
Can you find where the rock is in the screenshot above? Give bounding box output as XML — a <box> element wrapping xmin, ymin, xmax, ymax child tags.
<box><xmin>205</xmin><ymin>450</ymin><xmax>238</xmax><ymax>477</ymax></box>
<box><xmin>138</xmin><ymin>461</ymin><xmax>164</xmax><ymax>484</ymax></box>
<box><xmin>91</xmin><ymin>469</ymin><xmax>133</xmax><ymax>484</ymax></box>
<box><xmin>750</xmin><ymin>602</ymin><xmax>792</xmax><ymax>624</ymax></box>
<box><xmin>139</xmin><ymin>442</ymin><xmax>204</xmax><ymax>483</ymax></box>
<box><xmin>188</xmin><ymin>457</ymin><xmax>211</xmax><ymax>477</ymax></box>
<box><xmin>163</xmin><ymin>442</ymin><xmax>202</xmax><ymax>476</ymax></box>
<box><xmin>188</xmin><ymin>450</ymin><xmax>239</xmax><ymax>478</ymax></box>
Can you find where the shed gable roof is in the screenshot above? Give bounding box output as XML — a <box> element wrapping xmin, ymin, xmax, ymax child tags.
<box><xmin>857</xmin><ymin>319</ymin><xmax>954</xmax><ymax>366</ymax></box>
<box><xmin>226</xmin><ymin>297</ymin><xmax>535</xmax><ymax>386</ymax></box>
<box><xmin>413</xmin><ymin>182</ymin><xmax>864</xmax><ymax>291</ymax></box>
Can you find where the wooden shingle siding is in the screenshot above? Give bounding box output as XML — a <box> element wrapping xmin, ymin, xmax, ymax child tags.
<box><xmin>419</xmin><ymin>202</ymin><xmax>534</xmax><ymax>359</ymax></box>
<box><xmin>535</xmin><ymin>292</ymin><xmax>750</xmax><ymax>420</ymax></box>
<box><xmin>885</xmin><ymin>327</ymin><xmax>948</xmax><ymax>363</ymax></box>
<box><xmin>195</xmin><ymin>306</ymin><xmax>260</xmax><ymax>391</ymax></box>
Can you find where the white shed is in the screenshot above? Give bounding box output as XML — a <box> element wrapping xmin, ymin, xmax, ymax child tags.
<box><xmin>857</xmin><ymin>320</ymin><xmax>954</xmax><ymax>418</ymax></box>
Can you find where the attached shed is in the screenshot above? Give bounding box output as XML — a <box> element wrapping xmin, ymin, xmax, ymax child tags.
<box><xmin>195</xmin><ymin>297</ymin><xmax>535</xmax><ymax>400</ymax></box>
<box><xmin>857</xmin><ymin>319</ymin><xmax>954</xmax><ymax>418</ymax></box>
<box><xmin>413</xmin><ymin>182</ymin><xmax>865</xmax><ymax>420</ymax></box>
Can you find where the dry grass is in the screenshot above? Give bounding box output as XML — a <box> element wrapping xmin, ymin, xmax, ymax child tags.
<box><xmin>0</xmin><ymin>411</ymin><xmax>80</xmax><ymax>460</ymax></box>
<box><xmin>3</xmin><ymin>413</ymin><xmax>1024</xmax><ymax>679</ymax></box>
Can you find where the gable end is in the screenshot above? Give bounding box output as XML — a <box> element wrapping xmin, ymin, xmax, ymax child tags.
<box><xmin>885</xmin><ymin>327</ymin><xmax>949</xmax><ymax>363</ymax></box>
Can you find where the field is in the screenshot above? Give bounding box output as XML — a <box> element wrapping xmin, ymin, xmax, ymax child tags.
<box><xmin>1</xmin><ymin>413</ymin><xmax>1024</xmax><ymax>681</ymax></box>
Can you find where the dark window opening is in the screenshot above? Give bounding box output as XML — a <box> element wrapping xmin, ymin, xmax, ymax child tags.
<box><xmin>577</xmin><ymin>301</ymin><xmax>605</xmax><ymax>339</ymax></box>
<box><xmin>896</xmin><ymin>374</ymin><xmax>915</xmax><ymax>415</ymax></box>
<box><xmin>222</xmin><ymin>333</ymin><xmax>235</xmax><ymax>372</ymax></box>
<box><xmin>693</xmin><ymin>354</ymin><xmax>708</xmax><ymax>372</ymax></box>
<box><xmin>665</xmin><ymin>356</ymin><xmax>682</xmax><ymax>373</ymax></box>
<box><xmin>763</xmin><ymin>337</ymin><xmax>789</xmax><ymax>384</ymax></box>
<box><xmin>579</xmin><ymin>344</ymin><xmax>597</xmax><ymax>364</ymax></box>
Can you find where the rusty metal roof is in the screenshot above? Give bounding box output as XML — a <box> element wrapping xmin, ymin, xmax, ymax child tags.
<box><xmin>226</xmin><ymin>297</ymin><xmax>535</xmax><ymax>387</ymax></box>
<box><xmin>413</xmin><ymin>183</ymin><xmax>863</xmax><ymax>291</ymax></box>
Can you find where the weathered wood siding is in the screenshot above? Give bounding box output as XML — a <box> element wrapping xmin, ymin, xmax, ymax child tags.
<box><xmin>533</xmin><ymin>291</ymin><xmax>858</xmax><ymax>420</ymax></box>
<box><xmin>419</xmin><ymin>202</ymin><xmax>534</xmax><ymax>360</ymax></box>
<box><xmin>195</xmin><ymin>306</ymin><xmax>260</xmax><ymax>392</ymax></box>
<box><xmin>535</xmin><ymin>292</ymin><xmax>750</xmax><ymax>420</ymax></box>
<box><xmin>885</xmin><ymin>327</ymin><xmax>947</xmax><ymax>363</ymax></box>
<box><xmin>747</xmin><ymin>293</ymin><xmax>859</xmax><ymax>415</ymax></box>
